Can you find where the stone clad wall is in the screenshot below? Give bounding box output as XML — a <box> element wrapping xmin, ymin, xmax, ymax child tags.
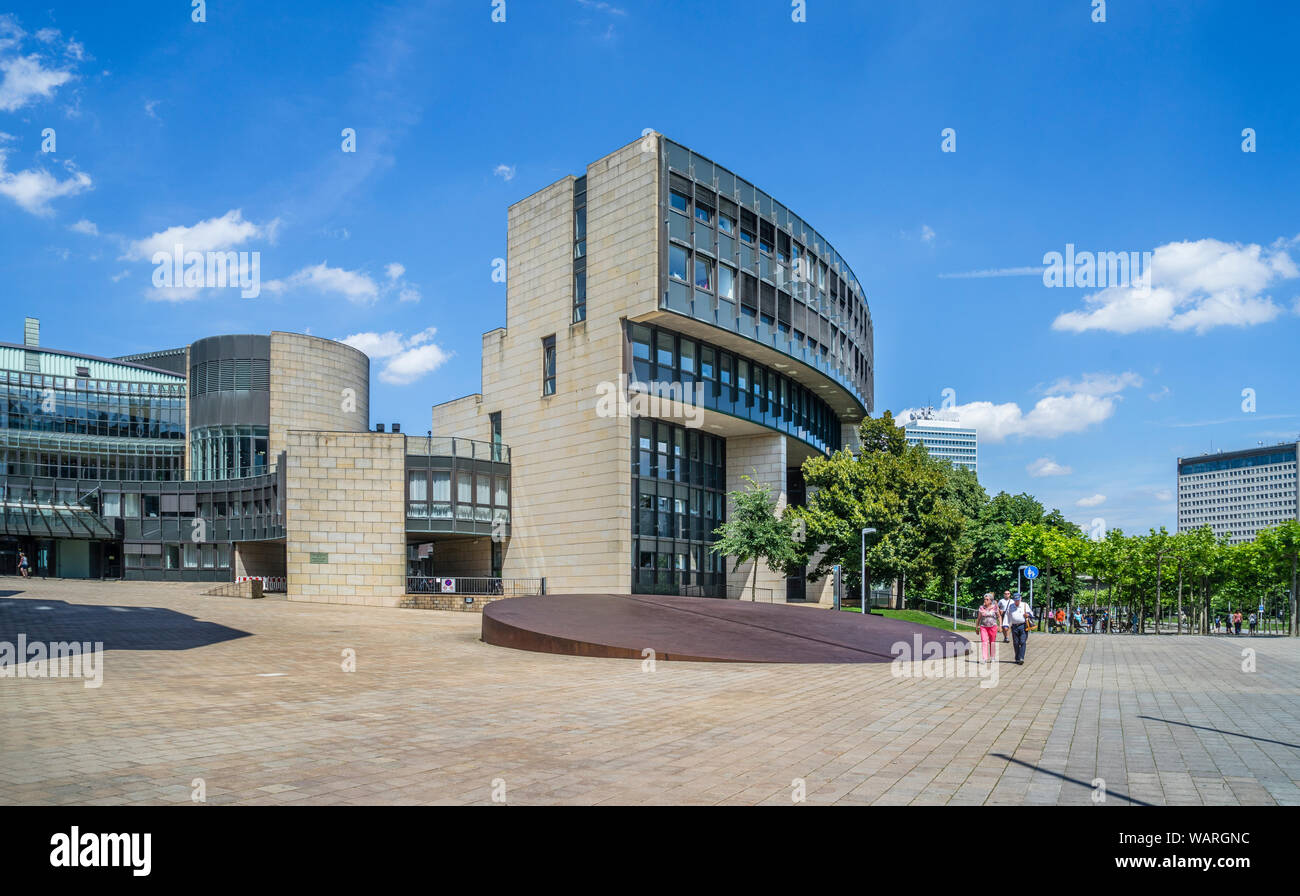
<box><xmin>432</xmin><ymin>137</ymin><xmax>657</xmax><ymax>594</ymax></box>
<box><xmin>269</xmin><ymin>332</ymin><xmax>370</xmax><ymax>460</ymax></box>
<box><xmin>284</xmin><ymin>431</ymin><xmax>406</xmax><ymax>606</ymax></box>
<box><xmin>725</xmin><ymin>433</ymin><xmax>789</xmax><ymax>603</ymax></box>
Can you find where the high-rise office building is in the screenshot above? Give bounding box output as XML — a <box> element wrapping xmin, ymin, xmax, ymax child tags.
<box><xmin>902</xmin><ymin>407</ymin><xmax>977</xmax><ymax>474</ymax></box>
<box><xmin>1177</xmin><ymin>442</ymin><xmax>1300</xmax><ymax>544</ymax></box>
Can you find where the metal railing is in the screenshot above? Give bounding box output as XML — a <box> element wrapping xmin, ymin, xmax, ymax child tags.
<box><xmin>405</xmin><ymin>576</ymin><xmax>542</xmax><ymax>597</ymax></box>
<box><xmin>406</xmin><ymin>436</ymin><xmax>509</xmax><ymax>464</ymax></box>
<box><xmin>681</xmin><ymin>584</ymin><xmax>776</xmax><ymax>602</ymax></box>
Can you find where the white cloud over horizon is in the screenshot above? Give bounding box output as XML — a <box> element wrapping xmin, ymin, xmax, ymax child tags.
<box><xmin>898</xmin><ymin>371</ymin><xmax>1141</xmax><ymax>443</ymax></box>
<box><xmin>1052</xmin><ymin>236</ymin><xmax>1300</xmax><ymax>334</ymax></box>
<box><xmin>1027</xmin><ymin>457</ymin><xmax>1073</xmax><ymax>477</ymax></box>
<box><xmin>339</xmin><ymin>327</ymin><xmax>452</xmax><ymax>385</ymax></box>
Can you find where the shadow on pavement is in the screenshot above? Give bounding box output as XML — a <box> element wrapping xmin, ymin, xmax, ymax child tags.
<box><xmin>0</xmin><ymin>595</ymin><xmax>251</xmax><ymax>652</ymax></box>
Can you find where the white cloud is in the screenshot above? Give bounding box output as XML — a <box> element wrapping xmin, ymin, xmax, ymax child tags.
<box><xmin>1052</xmin><ymin>237</ymin><xmax>1300</xmax><ymax>335</ymax></box>
<box><xmin>144</xmin><ymin>99</ymin><xmax>159</xmax><ymax>119</ymax></box>
<box><xmin>0</xmin><ymin>53</ymin><xmax>74</xmax><ymax>111</ymax></box>
<box><xmin>340</xmin><ymin>327</ymin><xmax>451</xmax><ymax>385</ymax></box>
<box><xmin>920</xmin><ymin>224</ymin><xmax>935</xmax><ymax>243</ymax></box>
<box><xmin>265</xmin><ymin>262</ymin><xmax>379</xmax><ymax>304</ymax></box>
<box><xmin>69</xmin><ymin>218</ymin><xmax>97</xmax><ymax>235</ymax></box>
<box><xmin>0</xmin><ymin>148</ymin><xmax>91</xmax><ymax>215</ymax></box>
<box><xmin>1040</xmin><ymin>371</ymin><xmax>1142</xmax><ymax>397</ymax></box>
<box><xmin>493</xmin><ymin>164</ymin><xmax>516</xmax><ymax>182</ymax></box>
<box><xmin>339</xmin><ymin>330</ymin><xmax>407</xmax><ymax>359</ymax></box>
<box><xmin>1154</xmin><ymin>489</ymin><xmax>1173</xmax><ymax>502</ymax></box>
<box><xmin>938</xmin><ymin>265</ymin><xmax>1044</xmax><ymax>280</ymax></box>
<box><xmin>1076</xmin><ymin>494</ymin><xmax>1106</xmax><ymax>508</ymax></box>
<box><xmin>385</xmin><ymin>262</ymin><xmax>405</xmax><ymax>281</ymax></box>
<box><xmin>1148</xmin><ymin>385</ymin><xmax>1171</xmax><ymax>401</ymax></box>
<box><xmin>110</xmin><ymin>270</ymin><xmax>128</xmax><ymax>282</ymax></box>
<box><xmin>1027</xmin><ymin>457</ymin><xmax>1072</xmax><ymax>477</ymax></box>
<box><xmin>398</xmin><ymin>285</ymin><xmax>421</xmax><ymax>303</ymax></box>
<box><xmin>576</xmin><ymin>0</ymin><xmax>628</xmax><ymax>13</ymax></box>
<box><xmin>126</xmin><ymin>209</ymin><xmax>276</xmax><ymax>260</ymax></box>
<box><xmin>898</xmin><ymin>370</ymin><xmax>1141</xmax><ymax>443</ymax></box>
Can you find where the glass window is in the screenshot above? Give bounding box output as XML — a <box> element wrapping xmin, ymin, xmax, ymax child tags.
<box><xmin>123</xmin><ymin>493</ymin><xmax>140</xmax><ymax>518</ymax></box>
<box><xmin>102</xmin><ymin>493</ymin><xmax>120</xmax><ymax>517</ymax></box>
<box><xmin>573</xmin><ymin>271</ymin><xmax>586</xmax><ymax>323</ymax></box>
<box><xmin>740</xmin><ymin>228</ymin><xmax>755</xmax><ymax>245</ymax></box>
<box><xmin>718</xmin><ymin>264</ymin><xmax>735</xmax><ymax>300</ymax></box>
<box><xmin>694</xmin><ymin>257</ymin><xmax>711</xmax><ymax>291</ymax></box>
<box><xmin>718</xmin><ymin>214</ymin><xmax>735</xmax><ymax>234</ymax></box>
<box><xmin>494</xmin><ymin>476</ymin><xmax>508</xmax><ymax>506</ymax></box>
<box><xmin>542</xmin><ymin>335</ymin><xmax>557</xmax><ymax>395</ymax></box>
<box><xmin>408</xmin><ymin>471</ymin><xmax>427</xmax><ymax>501</ymax></box>
<box><xmin>694</xmin><ymin>203</ymin><xmax>712</xmax><ymax>225</ymax></box>
<box><xmin>669</xmin><ymin>245</ymin><xmax>688</xmax><ymax>282</ymax></box>
<box><xmin>669</xmin><ymin>191</ymin><xmax>689</xmax><ymax>212</ymax></box>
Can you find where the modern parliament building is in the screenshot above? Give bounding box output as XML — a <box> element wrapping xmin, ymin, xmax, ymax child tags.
<box><xmin>2</xmin><ymin>133</ymin><xmax>874</xmax><ymax>606</ymax></box>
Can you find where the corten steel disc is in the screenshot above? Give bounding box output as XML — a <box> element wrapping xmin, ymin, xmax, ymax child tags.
<box><xmin>482</xmin><ymin>594</ymin><xmax>972</xmax><ymax>664</ymax></box>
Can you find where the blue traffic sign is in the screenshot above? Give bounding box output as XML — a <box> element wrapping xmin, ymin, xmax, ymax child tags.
<box><xmin>1024</xmin><ymin>566</ymin><xmax>1039</xmax><ymax>579</ymax></box>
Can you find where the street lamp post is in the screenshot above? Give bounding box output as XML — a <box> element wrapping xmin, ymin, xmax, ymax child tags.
<box><xmin>861</xmin><ymin>527</ymin><xmax>877</xmax><ymax>614</ymax></box>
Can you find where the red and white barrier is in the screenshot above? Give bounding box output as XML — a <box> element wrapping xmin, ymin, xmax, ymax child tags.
<box><xmin>236</xmin><ymin>575</ymin><xmax>287</xmax><ymax>593</ymax></box>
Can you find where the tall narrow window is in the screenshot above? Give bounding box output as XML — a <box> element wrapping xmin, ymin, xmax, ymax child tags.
<box><xmin>573</xmin><ymin>177</ymin><xmax>587</xmax><ymax>322</ymax></box>
<box><xmin>490</xmin><ymin>411</ymin><xmax>503</xmax><ymax>462</ymax></box>
<box><xmin>542</xmin><ymin>335</ymin><xmax>557</xmax><ymax>396</ymax></box>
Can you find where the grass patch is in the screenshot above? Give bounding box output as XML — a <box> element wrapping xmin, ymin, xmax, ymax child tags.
<box><xmin>840</xmin><ymin>607</ymin><xmax>978</xmax><ymax>632</ymax></box>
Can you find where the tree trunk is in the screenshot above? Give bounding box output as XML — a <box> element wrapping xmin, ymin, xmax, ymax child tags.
<box><xmin>1290</xmin><ymin>553</ymin><xmax>1298</xmax><ymax>638</ymax></box>
<box><xmin>1176</xmin><ymin>564</ymin><xmax>1183</xmax><ymax>635</ymax></box>
<box><xmin>1155</xmin><ymin>556</ymin><xmax>1163</xmax><ymax>636</ymax></box>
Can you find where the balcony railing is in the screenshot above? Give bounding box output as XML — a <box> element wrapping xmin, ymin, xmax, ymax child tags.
<box><xmin>406</xmin><ymin>436</ymin><xmax>509</xmax><ymax>464</ymax></box>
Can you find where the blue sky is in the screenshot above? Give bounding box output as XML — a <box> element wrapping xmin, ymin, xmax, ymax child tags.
<box><xmin>1</xmin><ymin>0</ymin><xmax>1297</xmax><ymax>534</ymax></box>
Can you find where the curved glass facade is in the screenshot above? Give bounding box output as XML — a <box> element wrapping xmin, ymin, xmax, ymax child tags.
<box><xmin>190</xmin><ymin>425</ymin><xmax>270</xmax><ymax>481</ymax></box>
<box><xmin>660</xmin><ymin>138</ymin><xmax>872</xmax><ymax>416</ymax></box>
<box><xmin>630</xmin><ymin>321</ymin><xmax>842</xmax><ymax>454</ymax></box>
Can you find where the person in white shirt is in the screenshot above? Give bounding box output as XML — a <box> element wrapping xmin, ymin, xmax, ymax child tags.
<box><xmin>998</xmin><ymin>591</ymin><xmax>1013</xmax><ymax>643</ymax></box>
<box><xmin>1005</xmin><ymin>594</ymin><xmax>1034</xmax><ymax>664</ymax></box>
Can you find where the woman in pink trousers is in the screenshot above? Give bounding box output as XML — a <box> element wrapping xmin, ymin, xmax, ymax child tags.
<box><xmin>976</xmin><ymin>593</ymin><xmax>1000</xmax><ymax>663</ymax></box>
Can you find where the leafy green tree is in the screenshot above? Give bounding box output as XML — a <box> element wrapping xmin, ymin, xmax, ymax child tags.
<box><xmin>710</xmin><ymin>474</ymin><xmax>799</xmax><ymax>603</ymax></box>
<box><xmin>792</xmin><ymin>414</ymin><xmax>965</xmax><ymax>608</ymax></box>
<box><xmin>1256</xmin><ymin>521</ymin><xmax>1300</xmax><ymax>636</ymax></box>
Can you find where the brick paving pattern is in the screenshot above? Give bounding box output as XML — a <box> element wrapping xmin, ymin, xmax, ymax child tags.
<box><xmin>1</xmin><ymin>581</ymin><xmax>1296</xmax><ymax>805</ymax></box>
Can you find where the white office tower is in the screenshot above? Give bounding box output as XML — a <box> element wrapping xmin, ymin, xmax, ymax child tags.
<box><xmin>1177</xmin><ymin>442</ymin><xmax>1300</xmax><ymax>544</ymax></box>
<box><xmin>902</xmin><ymin>407</ymin><xmax>978</xmax><ymax>474</ymax></box>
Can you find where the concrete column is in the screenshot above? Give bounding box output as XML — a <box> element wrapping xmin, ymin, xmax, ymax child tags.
<box><xmin>724</xmin><ymin>433</ymin><xmax>788</xmax><ymax>602</ymax></box>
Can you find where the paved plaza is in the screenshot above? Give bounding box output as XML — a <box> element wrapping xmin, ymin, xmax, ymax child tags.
<box><xmin>1</xmin><ymin>580</ymin><xmax>1298</xmax><ymax>806</ymax></box>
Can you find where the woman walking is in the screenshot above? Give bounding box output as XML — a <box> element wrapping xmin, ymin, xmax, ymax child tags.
<box><xmin>976</xmin><ymin>593</ymin><xmax>1000</xmax><ymax>663</ymax></box>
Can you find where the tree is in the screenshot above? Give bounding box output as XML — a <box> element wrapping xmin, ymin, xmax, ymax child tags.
<box><xmin>1256</xmin><ymin>521</ymin><xmax>1300</xmax><ymax>637</ymax></box>
<box><xmin>792</xmin><ymin>414</ymin><xmax>965</xmax><ymax>609</ymax></box>
<box><xmin>710</xmin><ymin>474</ymin><xmax>799</xmax><ymax>602</ymax></box>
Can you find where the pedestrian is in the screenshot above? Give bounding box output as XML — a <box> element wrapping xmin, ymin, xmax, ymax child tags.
<box><xmin>1233</xmin><ymin>611</ymin><xmax>1242</xmax><ymax>635</ymax></box>
<box><xmin>1055</xmin><ymin>607</ymin><xmax>1066</xmax><ymax>634</ymax></box>
<box><xmin>976</xmin><ymin>593</ymin><xmax>1000</xmax><ymax>663</ymax></box>
<box><xmin>17</xmin><ymin>550</ymin><xmax>29</xmax><ymax>578</ymax></box>
<box><xmin>1005</xmin><ymin>593</ymin><xmax>1033</xmax><ymax>664</ymax></box>
<box><xmin>1248</xmin><ymin>613</ymin><xmax>1257</xmax><ymax>636</ymax></box>
<box><xmin>998</xmin><ymin>591</ymin><xmax>1013</xmax><ymax>643</ymax></box>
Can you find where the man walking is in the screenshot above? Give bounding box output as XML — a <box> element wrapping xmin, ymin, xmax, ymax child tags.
<box><xmin>998</xmin><ymin>591</ymin><xmax>1013</xmax><ymax>643</ymax></box>
<box><xmin>1006</xmin><ymin>593</ymin><xmax>1034</xmax><ymax>665</ymax></box>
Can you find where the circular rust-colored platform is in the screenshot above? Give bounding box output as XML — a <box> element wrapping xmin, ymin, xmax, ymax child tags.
<box><xmin>482</xmin><ymin>594</ymin><xmax>971</xmax><ymax>664</ymax></box>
